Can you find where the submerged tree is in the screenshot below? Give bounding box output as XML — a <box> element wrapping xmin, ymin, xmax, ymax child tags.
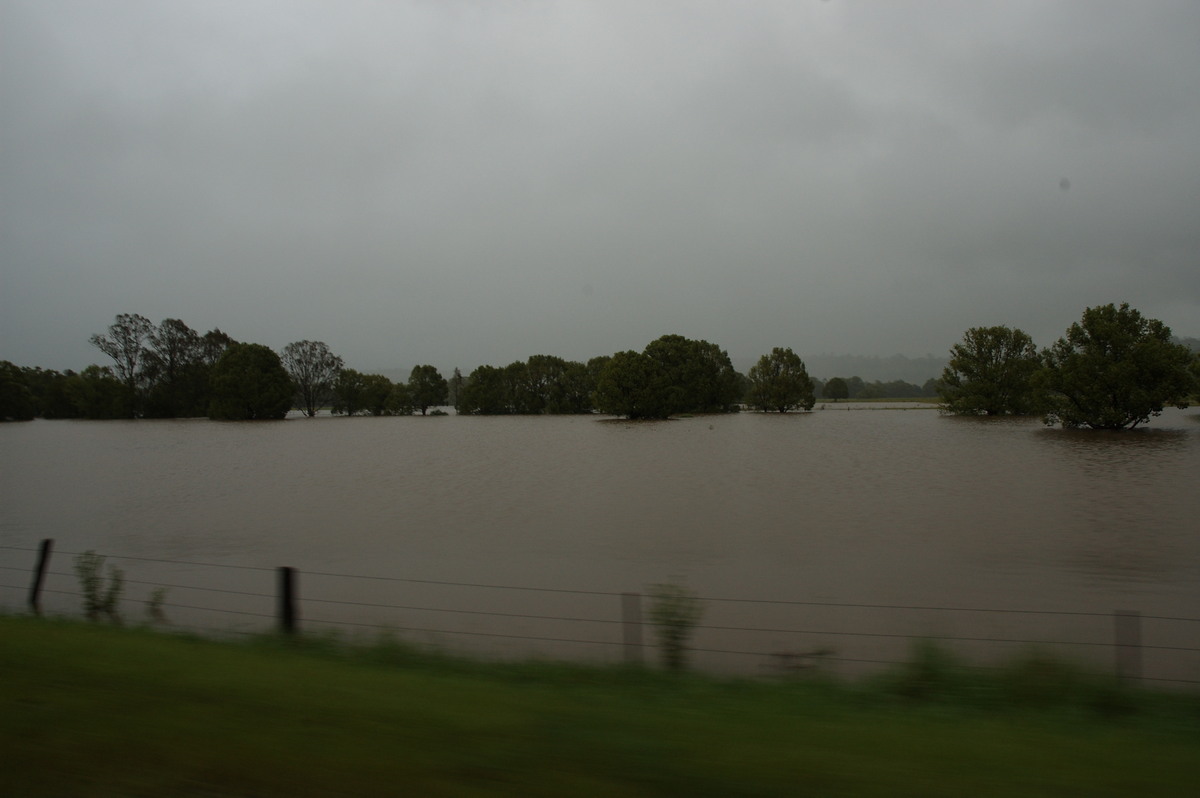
<box><xmin>938</xmin><ymin>325</ymin><xmax>1042</xmax><ymax>416</ymax></box>
<box><xmin>208</xmin><ymin>343</ymin><xmax>294</xmax><ymax>420</ymax></box>
<box><xmin>281</xmin><ymin>340</ymin><xmax>343</xmax><ymax>417</ymax></box>
<box><xmin>408</xmin><ymin>365</ymin><xmax>449</xmax><ymax>415</ymax></box>
<box><xmin>89</xmin><ymin>313</ymin><xmax>154</xmax><ymax>416</ymax></box>
<box><xmin>747</xmin><ymin>347</ymin><xmax>815</xmax><ymax>413</ymax></box>
<box><xmin>1038</xmin><ymin>303</ymin><xmax>1195</xmax><ymax>430</ymax></box>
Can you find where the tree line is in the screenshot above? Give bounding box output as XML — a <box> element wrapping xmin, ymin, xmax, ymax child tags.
<box><xmin>2</xmin><ymin>303</ymin><xmax>1196</xmax><ymax>428</ymax></box>
<box><xmin>937</xmin><ymin>303</ymin><xmax>1199</xmax><ymax>429</ymax></box>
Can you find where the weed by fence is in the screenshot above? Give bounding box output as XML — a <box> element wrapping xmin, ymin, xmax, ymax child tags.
<box><xmin>3</xmin><ymin>540</ymin><xmax>1199</xmax><ymax>686</ymax></box>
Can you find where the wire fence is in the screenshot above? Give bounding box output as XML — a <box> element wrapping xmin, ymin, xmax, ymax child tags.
<box><xmin>3</xmin><ymin>542</ymin><xmax>1199</xmax><ymax>686</ymax></box>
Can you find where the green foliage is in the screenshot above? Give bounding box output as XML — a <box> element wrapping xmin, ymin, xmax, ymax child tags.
<box><xmin>360</xmin><ymin>373</ymin><xmax>395</xmax><ymax>416</ymax></box>
<box><xmin>89</xmin><ymin>313</ymin><xmax>154</xmax><ymax>415</ymax></box>
<box><xmin>595</xmin><ymin>335</ymin><xmax>740</xmax><ymax>419</ymax></box>
<box><xmin>63</xmin><ymin>365</ymin><xmax>130</xmax><ymax>419</ymax></box>
<box><xmin>594</xmin><ymin>350</ymin><xmax>669</xmax><ymax>419</ymax></box>
<box><xmin>458</xmin><ymin>356</ymin><xmax>596</xmax><ymax>415</ymax></box>
<box><xmin>648</xmin><ymin>582</ymin><xmax>704</xmax><ymax>671</ymax></box>
<box><xmin>73</xmin><ymin>550</ymin><xmax>124</xmax><ymax>623</ymax></box>
<box><xmin>747</xmin><ymin>347</ymin><xmax>815</xmax><ymax>412</ymax></box>
<box><xmin>939</xmin><ymin>325</ymin><xmax>1042</xmax><ymax>416</ymax></box>
<box><xmin>1038</xmin><ymin>303</ymin><xmax>1196</xmax><ymax>429</ymax></box>
<box><xmin>207</xmin><ymin>343</ymin><xmax>294</xmax><ymax>420</ymax></box>
<box><xmin>281</xmin><ymin>340</ymin><xmax>343</xmax><ymax>417</ymax></box>
<box><xmin>823</xmin><ymin>376</ymin><xmax>850</xmax><ymax>401</ymax></box>
<box><xmin>386</xmin><ymin>380</ymin><xmax>415</xmax><ymax>415</ymax></box>
<box><xmin>644</xmin><ymin>334</ymin><xmax>741</xmax><ymax>414</ymax></box>
<box><xmin>0</xmin><ymin>360</ymin><xmax>37</xmax><ymax>421</ymax></box>
<box><xmin>331</xmin><ymin>368</ymin><xmax>366</xmax><ymax>415</ymax></box>
<box><xmin>407</xmin><ymin>364</ymin><xmax>448</xmax><ymax>415</ymax></box>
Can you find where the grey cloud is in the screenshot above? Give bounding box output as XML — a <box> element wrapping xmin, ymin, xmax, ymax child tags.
<box><xmin>2</xmin><ymin>0</ymin><xmax>1197</xmax><ymax>375</ymax></box>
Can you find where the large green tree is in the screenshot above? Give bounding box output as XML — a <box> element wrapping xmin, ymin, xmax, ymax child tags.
<box><xmin>643</xmin><ymin>335</ymin><xmax>741</xmax><ymax>415</ymax></box>
<box><xmin>207</xmin><ymin>343</ymin><xmax>294</xmax><ymax>420</ymax></box>
<box><xmin>1038</xmin><ymin>303</ymin><xmax>1195</xmax><ymax>430</ymax></box>
<box><xmin>332</xmin><ymin>369</ymin><xmax>367</xmax><ymax>416</ymax></box>
<box><xmin>594</xmin><ymin>350</ymin><xmax>669</xmax><ymax>419</ymax></box>
<box><xmin>938</xmin><ymin>325</ymin><xmax>1042</xmax><ymax>416</ymax></box>
<box><xmin>594</xmin><ymin>336</ymin><xmax>741</xmax><ymax>419</ymax></box>
<box><xmin>747</xmin><ymin>347</ymin><xmax>815</xmax><ymax>413</ymax></box>
<box><xmin>408</xmin><ymin>365</ymin><xmax>449</xmax><ymax>415</ymax></box>
<box><xmin>281</xmin><ymin>340</ymin><xmax>343</xmax><ymax>418</ymax></box>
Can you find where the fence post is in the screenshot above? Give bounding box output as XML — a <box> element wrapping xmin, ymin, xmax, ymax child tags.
<box><xmin>1114</xmin><ymin>610</ymin><xmax>1141</xmax><ymax>683</ymax></box>
<box><xmin>278</xmin><ymin>567</ymin><xmax>298</xmax><ymax>634</ymax></box>
<box><xmin>622</xmin><ymin>592</ymin><xmax>644</xmax><ymax>665</ymax></box>
<box><xmin>28</xmin><ymin>538</ymin><xmax>54</xmax><ymax>617</ymax></box>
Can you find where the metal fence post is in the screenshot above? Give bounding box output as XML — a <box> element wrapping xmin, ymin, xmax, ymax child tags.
<box><xmin>622</xmin><ymin>591</ymin><xmax>644</xmax><ymax>665</ymax></box>
<box><xmin>278</xmin><ymin>567</ymin><xmax>298</xmax><ymax>634</ymax></box>
<box><xmin>28</xmin><ymin>539</ymin><xmax>53</xmax><ymax>616</ymax></box>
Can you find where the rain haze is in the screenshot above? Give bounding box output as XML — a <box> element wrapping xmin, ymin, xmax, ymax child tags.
<box><xmin>2</xmin><ymin>0</ymin><xmax>1198</xmax><ymax>376</ymax></box>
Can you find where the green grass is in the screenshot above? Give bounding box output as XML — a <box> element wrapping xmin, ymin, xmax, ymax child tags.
<box><xmin>3</xmin><ymin>616</ymin><xmax>1198</xmax><ymax>797</ymax></box>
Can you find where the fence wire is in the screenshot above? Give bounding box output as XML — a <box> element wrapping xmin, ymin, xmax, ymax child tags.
<box><xmin>3</xmin><ymin>543</ymin><xmax>1199</xmax><ymax>685</ymax></box>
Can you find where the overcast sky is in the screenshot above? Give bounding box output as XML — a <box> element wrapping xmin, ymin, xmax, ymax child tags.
<box><xmin>2</xmin><ymin>0</ymin><xmax>1198</xmax><ymax>374</ymax></box>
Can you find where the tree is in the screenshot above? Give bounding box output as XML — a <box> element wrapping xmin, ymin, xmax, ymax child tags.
<box><xmin>594</xmin><ymin>350</ymin><xmax>670</xmax><ymax>419</ymax></box>
<box><xmin>938</xmin><ymin>326</ymin><xmax>1041</xmax><ymax>416</ymax></box>
<box><xmin>143</xmin><ymin>318</ymin><xmax>203</xmax><ymax>418</ymax></box>
<box><xmin>360</xmin><ymin>373</ymin><xmax>395</xmax><ymax>416</ymax></box>
<box><xmin>386</xmin><ymin>381</ymin><xmax>415</xmax><ymax>416</ymax></box>
<box><xmin>457</xmin><ymin>365</ymin><xmax>509</xmax><ymax>415</ymax></box>
<box><xmin>408</xmin><ymin>365</ymin><xmax>448</xmax><ymax>415</ymax></box>
<box><xmin>0</xmin><ymin>361</ymin><xmax>36</xmax><ymax>421</ymax></box>
<box><xmin>643</xmin><ymin>334</ymin><xmax>741</xmax><ymax>414</ymax></box>
<box><xmin>207</xmin><ymin>343</ymin><xmax>294</xmax><ymax>420</ymax></box>
<box><xmin>823</xmin><ymin>377</ymin><xmax>849</xmax><ymax>402</ymax></box>
<box><xmin>281</xmin><ymin>341</ymin><xmax>343</xmax><ymax>417</ymax></box>
<box><xmin>199</xmin><ymin>328</ymin><xmax>236</xmax><ymax>367</ymax></box>
<box><xmin>747</xmin><ymin>347</ymin><xmax>815</xmax><ymax>413</ymax></box>
<box><xmin>1038</xmin><ymin>303</ymin><xmax>1196</xmax><ymax>430</ymax></box>
<box><xmin>89</xmin><ymin>313</ymin><xmax>153</xmax><ymax>416</ymax></box>
<box><xmin>63</xmin><ymin>366</ymin><xmax>128</xmax><ymax>419</ymax></box>
<box><xmin>332</xmin><ymin>369</ymin><xmax>367</xmax><ymax>416</ymax></box>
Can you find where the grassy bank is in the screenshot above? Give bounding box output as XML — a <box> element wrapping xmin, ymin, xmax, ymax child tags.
<box><xmin>3</xmin><ymin>616</ymin><xmax>1198</xmax><ymax>797</ymax></box>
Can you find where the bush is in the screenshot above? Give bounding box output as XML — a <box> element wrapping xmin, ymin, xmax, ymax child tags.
<box><xmin>73</xmin><ymin>550</ymin><xmax>124</xmax><ymax>623</ymax></box>
<box><xmin>648</xmin><ymin>583</ymin><xmax>704</xmax><ymax>671</ymax></box>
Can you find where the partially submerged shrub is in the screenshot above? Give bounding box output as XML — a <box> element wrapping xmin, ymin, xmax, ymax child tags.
<box><xmin>648</xmin><ymin>582</ymin><xmax>703</xmax><ymax>671</ymax></box>
<box><xmin>73</xmin><ymin>550</ymin><xmax>124</xmax><ymax>623</ymax></box>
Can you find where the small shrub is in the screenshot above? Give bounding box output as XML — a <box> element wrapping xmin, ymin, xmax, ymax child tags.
<box><xmin>145</xmin><ymin>587</ymin><xmax>168</xmax><ymax>625</ymax></box>
<box><xmin>648</xmin><ymin>582</ymin><xmax>703</xmax><ymax>672</ymax></box>
<box><xmin>73</xmin><ymin>550</ymin><xmax>124</xmax><ymax>623</ymax></box>
<box><xmin>889</xmin><ymin>639</ymin><xmax>965</xmax><ymax>701</ymax></box>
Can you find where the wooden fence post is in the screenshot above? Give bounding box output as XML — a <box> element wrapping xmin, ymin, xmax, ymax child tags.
<box><xmin>28</xmin><ymin>538</ymin><xmax>53</xmax><ymax>616</ymax></box>
<box><xmin>1114</xmin><ymin>609</ymin><xmax>1141</xmax><ymax>683</ymax></box>
<box><xmin>278</xmin><ymin>567</ymin><xmax>298</xmax><ymax>634</ymax></box>
<box><xmin>622</xmin><ymin>592</ymin><xmax>644</xmax><ymax>665</ymax></box>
